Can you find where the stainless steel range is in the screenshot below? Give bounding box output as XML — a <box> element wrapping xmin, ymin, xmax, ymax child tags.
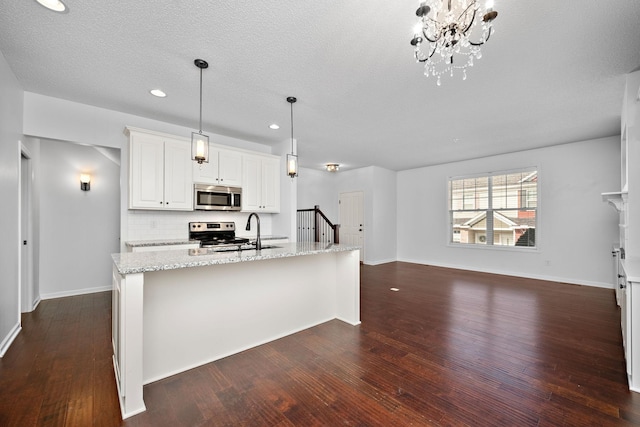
<box><xmin>189</xmin><ymin>222</ymin><xmax>250</xmax><ymax>248</ymax></box>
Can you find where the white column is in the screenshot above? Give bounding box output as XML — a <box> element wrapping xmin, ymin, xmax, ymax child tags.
<box><xmin>116</xmin><ymin>271</ymin><xmax>146</xmax><ymax>418</ymax></box>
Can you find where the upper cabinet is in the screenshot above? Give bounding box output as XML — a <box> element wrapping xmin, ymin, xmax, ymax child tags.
<box><xmin>126</xmin><ymin>126</ymin><xmax>282</xmax><ymax>213</ymax></box>
<box><xmin>193</xmin><ymin>147</ymin><xmax>242</xmax><ymax>186</ymax></box>
<box><xmin>127</xmin><ymin>127</ymin><xmax>193</xmax><ymax>211</ymax></box>
<box><xmin>242</xmin><ymin>154</ymin><xmax>280</xmax><ymax>213</ymax></box>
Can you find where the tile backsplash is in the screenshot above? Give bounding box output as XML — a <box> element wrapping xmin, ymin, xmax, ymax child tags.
<box><xmin>125</xmin><ymin>210</ymin><xmax>273</xmax><ymax>241</ymax></box>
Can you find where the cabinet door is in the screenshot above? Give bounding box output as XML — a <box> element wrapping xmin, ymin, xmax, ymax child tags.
<box><xmin>129</xmin><ymin>133</ymin><xmax>164</xmax><ymax>209</ymax></box>
<box><xmin>193</xmin><ymin>150</ymin><xmax>220</xmax><ymax>184</ymax></box>
<box><xmin>218</xmin><ymin>149</ymin><xmax>243</xmax><ymax>186</ymax></box>
<box><xmin>261</xmin><ymin>157</ymin><xmax>280</xmax><ymax>213</ymax></box>
<box><xmin>242</xmin><ymin>155</ymin><xmax>261</xmax><ymax>211</ymax></box>
<box><xmin>164</xmin><ymin>139</ymin><xmax>194</xmax><ymax>210</ymax></box>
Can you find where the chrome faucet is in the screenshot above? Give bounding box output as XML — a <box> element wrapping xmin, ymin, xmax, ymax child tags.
<box><xmin>245</xmin><ymin>213</ymin><xmax>261</xmax><ymax>250</ymax></box>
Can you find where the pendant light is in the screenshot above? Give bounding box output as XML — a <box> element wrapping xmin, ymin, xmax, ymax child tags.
<box><xmin>286</xmin><ymin>96</ymin><xmax>298</xmax><ymax>178</ymax></box>
<box><xmin>191</xmin><ymin>59</ymin><xmax>209</xmax><ymax>164</ymax></box>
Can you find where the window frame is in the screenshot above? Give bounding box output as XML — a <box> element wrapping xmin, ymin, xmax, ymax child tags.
<box><xmin>447</xmin><ymin>167</ymin><xmax>539</xmax><ymax>252</ymax></box>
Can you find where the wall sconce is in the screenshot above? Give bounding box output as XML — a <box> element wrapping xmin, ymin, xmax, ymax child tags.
<box><xmin>80</xmin><ymin>174</ymin><xmax>91</xmax><ymax>191</ymax></box>
<box><xmin>326</xmin><ymin>163</ymin><xmax>340</xmax><ymax>172</ymax></box>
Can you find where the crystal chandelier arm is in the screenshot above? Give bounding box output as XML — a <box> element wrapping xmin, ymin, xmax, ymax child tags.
<box><xmin>418</xmin><ymin>14</ymin><xmax>444</xmax><ymax>44</ymax></box>
<box><xmin>468</xmin><ymin>26</ymin><xmax>493</xmax><ymax>46</ymax></box>
<box><xmin>422</xmin><ymin>27</ymin><xmax>441</xmax><ymax>44</ymax></box>
<box><xmin>458</xmin><ymin>6</ymin><xmax>478</xmax><ymax>35</ymax></box>
<box><xmin>414</xmin><ymin>40</ymin><xmax>437</xmax><ymax>63</ymax></box>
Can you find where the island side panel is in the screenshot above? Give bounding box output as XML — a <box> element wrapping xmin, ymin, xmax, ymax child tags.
<box><xmin>142</xmin><ymin>251</ymin><xmax>353</xmax><ymax>384</ymax></box>
<box><xmin>112</xmin><ymin>267</ymin><xmax>146</xmax><ymax>419</ymax></box>
<box><xmin>335</xmin><ymin>249</ymin><xmax>361</xmax><ymax>325</ymax></box>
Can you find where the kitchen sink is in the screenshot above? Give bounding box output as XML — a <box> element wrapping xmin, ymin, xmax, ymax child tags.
<box><xmin>209</xmin><ymin>245</ymin><xmax>281</xmax><ymax>253</ymax></box>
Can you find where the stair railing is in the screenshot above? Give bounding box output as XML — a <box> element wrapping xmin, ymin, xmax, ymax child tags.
<box><xmin>296</xmin><ymin>205</ymin><xmax>340</xmax><ymax>245</ymax></box>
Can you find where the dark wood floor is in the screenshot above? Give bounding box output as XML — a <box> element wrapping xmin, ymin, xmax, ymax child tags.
<box><xmin>2</xmin><ymin>262</ymin><xmax>640</xmax><ymax>426</ymax></box>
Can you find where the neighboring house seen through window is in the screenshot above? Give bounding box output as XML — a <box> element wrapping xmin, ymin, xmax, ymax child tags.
<box><xmin>449</xmin><ymin>169</ymin><xmax>537</xmax><ymax>247</ymax></box>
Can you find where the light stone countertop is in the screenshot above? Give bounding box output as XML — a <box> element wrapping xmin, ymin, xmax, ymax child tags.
<box><xmin>112</xmin><ymin>242</ymin><xmax>360</xmax><ymax>275</ymax></box>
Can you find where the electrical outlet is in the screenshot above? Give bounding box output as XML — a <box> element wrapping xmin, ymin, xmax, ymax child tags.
<box><xmin>545</xmin><ymin>260</ymin><xmax>551</xmax><ymax>266</ymax></box>
<box><xmin>150</xmin><ymin>220</ymin><xmax>157</xmax><ymax>229</ymax></box>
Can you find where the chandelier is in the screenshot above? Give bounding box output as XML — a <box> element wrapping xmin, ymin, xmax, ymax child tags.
<box><xmin>410</xmin><ymin>0</ymin><xmax>498</xmax><ymax>85</ymax></box>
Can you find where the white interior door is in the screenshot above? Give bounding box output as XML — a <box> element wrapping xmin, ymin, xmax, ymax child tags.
<box><xmin>339</xmin><ymin>191</ymin><xmax>364</xmax><ymax>262</ymax></box>
<box><xmin>20</xmin><ymin>150</ymin><xmax>34</xmax><ymax>312</ymax></box>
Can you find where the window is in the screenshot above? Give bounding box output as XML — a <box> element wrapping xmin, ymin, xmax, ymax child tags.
<box><xmin>449</xmin><ymin>169</ymin><xmax>537</xmax><ymax>248</ymax></box>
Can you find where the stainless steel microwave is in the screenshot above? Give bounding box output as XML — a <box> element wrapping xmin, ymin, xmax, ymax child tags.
<box><xmin>194</xmin><ymin>184</ymin><xmax>242</xmax><ymax>211</ymax></box>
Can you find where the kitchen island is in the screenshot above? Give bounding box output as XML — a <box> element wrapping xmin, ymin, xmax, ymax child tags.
<box><xmin>111</xmin><ymin>242</ymin><xmax>361</xmax><ymax>419</ymax></box>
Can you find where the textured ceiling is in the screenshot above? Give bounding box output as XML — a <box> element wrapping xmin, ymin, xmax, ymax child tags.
<box><xmin>1</xmin><ymin>0</ymin><xmax>639</xmax><ymax>171</ymax></box>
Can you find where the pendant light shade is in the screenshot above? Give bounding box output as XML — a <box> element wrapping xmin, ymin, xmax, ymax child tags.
<box><xmin>287</xmin><ymin>96</ymin><xmax>298</xmax><ymax>178</ymax></box>
<box><xmin>287</xmin><ymin>153</ymin><xmax>298</xmax><ymax>178</ymax></box>
<box><xmin>191</xmin><ymin>59</ymin><xmax>209</xmax><ymax>164</ymax></box>
<box><xmin>192</xmin><ymin>132</ymin><xmax>209</xmax><ymax>164</ymax></box>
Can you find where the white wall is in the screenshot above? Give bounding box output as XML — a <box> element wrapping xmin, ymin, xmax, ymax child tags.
<box><xmin>23</xmin><ymin>92</ymin><xmax>272</xmax><ymax>154</ymax></box>
<box><xmin>369</xmin><ymin>166</ymin><xmax>397</xmax><ymax>264</ymax></box>
<box><xmin>298</xmin><ymin>165</ymin><xmax>397</xmax><ymax>266</ymax></box>
<box><xmin>297</xmin><ymin>166</ymin><xmax>338</xmax><ymax>220</ymax></box>
<box><xmin>0</xmin><ymin>50</ymin><xmax>23</xmax><ymax>356</ymax></box>
<box><xmin>397</xmin><ymin>137</ymin><xmax>620</xmax><ymax>288</ymax></box>
<box><xmin>39</xmin><ymin>140</ymin><xmax>121</xmax><ymax>298</ymax></box>
<box><xmin>22</xmin><ymin>92</ymin><xmax>289</xmax><ymax>249</ymax></box>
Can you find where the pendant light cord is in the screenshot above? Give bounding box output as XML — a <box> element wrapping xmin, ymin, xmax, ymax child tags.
<box><xmin>199</xmin><ymin>66</ymin><xmax>203</xmax><ymax>134</ymax></box>
<box><xmin>290</xmin><ymin>101</ymin><xmax>294</xmax><ymax>154</ymax></box>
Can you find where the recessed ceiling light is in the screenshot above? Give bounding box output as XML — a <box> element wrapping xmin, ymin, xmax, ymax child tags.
<box><xmin>150</xmin><ymin>89</ymin><xmax>167</xmax><ymax>98</ymax></box>
<box><xmin>35</xmin><ymin>0</ymin><xmax>68</xmax><ymax>13</ymax></box>
<box><xmin>269</xmin><ymin>124</ymin><xmax>280</xmax><ymax>130</ymax></box>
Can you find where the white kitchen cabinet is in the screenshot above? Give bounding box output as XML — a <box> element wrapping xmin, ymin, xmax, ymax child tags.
<box><xmin>127</xmin><ymin>128</ymin><xmax>193</xmax><ymax>211</ymax></box>
<box><xmin>242</xmin><ymin>154</ymin><xmax>280</xmax><ymax>213</ymax></box>
<box><xmin>193</xmin><ymin>147</ymin><xmax>242</xmax><ymax>186</ymax></box>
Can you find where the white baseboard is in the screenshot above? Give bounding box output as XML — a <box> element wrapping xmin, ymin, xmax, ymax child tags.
<box><xmin>22</xmin><ymin>296</ymin><xmax>42</xmax><ymax>313</ymax></box>
<box><xmin>0</xmin><ymin>322</ymin><xmax>22</xmax><ymax>357</ymax></box>
<box><xmin>41</xmin><ymin>285</ymin><xmax>111</xmax><ymax>300</ymax></box>
<box><xmin>364</xmin><ymin>257</ymin><xmax>397</xmax><ymax>266</ymax></box>
<box><xmin>396</xmin><ymin>257</ymin><xmax>614</xmax><ymax>289</ymax></box>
